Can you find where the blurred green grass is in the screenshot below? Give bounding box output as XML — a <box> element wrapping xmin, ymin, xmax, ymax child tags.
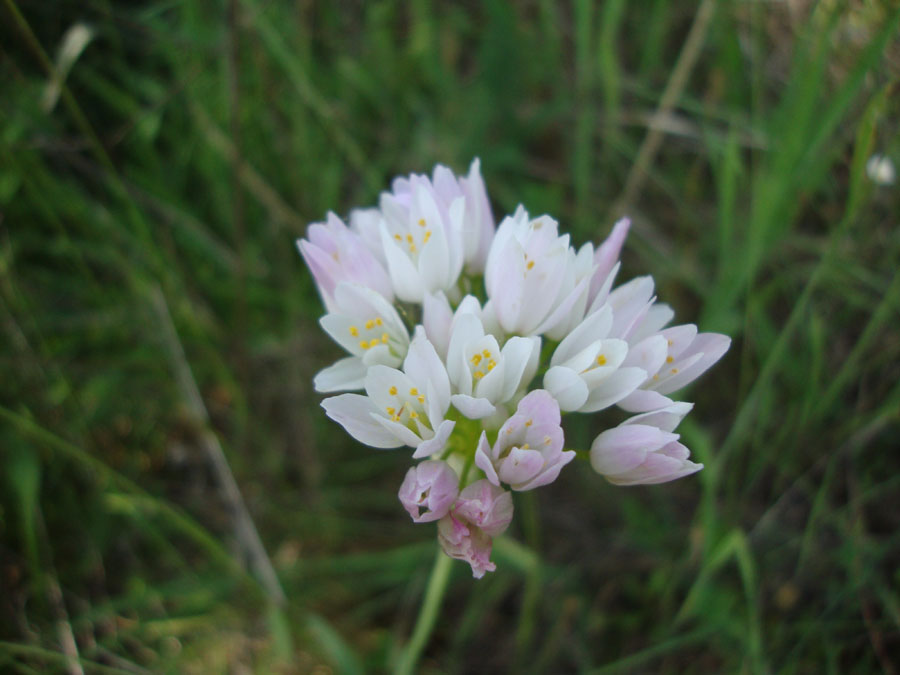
<box><xmin>1</xmin><ymin>0</ymin><xmax>899</xmax><ymax>672</ymax></box>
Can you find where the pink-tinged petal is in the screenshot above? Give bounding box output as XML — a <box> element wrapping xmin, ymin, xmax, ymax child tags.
<box><xmin>488</xmin><ymin>238</ymin><xmax>527</xmax><ymax>333</ymax></box>
<box><xmin>412</xmin><ymin>419</ymin><xmax>456</xmax><ymax>459</ymax></box>
<box><xmin>628</xmin><ymin>303</ymin><xmax>675</xmax><ymax>343</ymax></box>
<box><xmin>608</xmin><ymin>276</ymin><xmax>655</xmax><ymax>338</ymax></box>
<box><xmin>455</xmin><ymin>480</ymin><xmax>514</xmax><ymax>536</ymax></box>
<box><xmin>446</xmin><ymin>312</ymin><xmax>484</xmax><ymax>392</ymax></box>
<box><xmin>590</xmin><ymin>217</ymin><xmax>630</xmax><ymax>304</ymax></box>
<box><xmin>590</xmin><ymin>424</ymin><xmax>678</xmax><ymax>475</ymax></box>
<box><xmin>423</xmin><ymin>291</ymin><xmax>453</xmax><ymax>360</ymax></box>
<box><xmin>321</xmin><ymin>395</ymin><xmax>403</xmax><ymax>449</ymax></box>
<box><xmin>451</xmin><ymin>394</ymin><xmax>497</xmax><ymax>419</ymax></box>
<box><xmin>622</xmin><ymin>402</ymin><xmax>694</xmax><ymax>432</ymax></box>
<box><xmin>398</xmin><ymin>460</ymin><xmax>459</xmax><ymax>522</ymax></box>
<box><xmin>622</xmin><ymin>334</ymin><xmax>668</xmax><ymax>377</ymax></box>
<box><xmin>497</xmin><ymin>447</ymin><xmax>545</xmax><ymax>486</ymax></box>
<box><xmin>544</xmin><ymin>366</ymin><xmax>590</xmax><ymax>412</ymax></box>
<box><xmin>617</xmin><ymin>388</ymin><xmax>675</xmax><ymax>413</ymax></box>
<box><xmin>653</xmin><ymin>333</ymin><xmax>731</xmax><ymax>395</ymax></box>
<box><xmin>551</xmin><ymin>305</ymin><xmax>613</xmax><ymax>367</ymax></box>
<box><xmin>515</xmin><ymin>389</ymin><xmax>562</xmax><ymax>429</ymax></box>
<box><xmin>659</xmin><ymin>324</ymin><xmax>698</xmax><ymax>359</ymax></box>
<box><xmin>533</xmin><ymin>273</ymin><xmax>592</xmax><ymax>337</ymax></box>
<box><xmin>517</xmin><ymin>449</ymin><xmax>576</xmax><ymax>491</ymax></box>
<box><xmin>580</xmin><ymin>367</ymin><xmax>646</xmax><ymax>413</ymax></box>
<box><xmin>499</xmin><ymin>336</ymin><xmax>538</xmax><ymax>402</ymax></box>
<box><xmin>437</xmin><ymin>514</ymin><xmax>496</xmax><ymax>579</ymax></box>
<box><xmin>608</xmin><ymin>442</ymin><xmax>703</xmax><ymax>486</ymax></box>
<box><xmin>364</xmin><ymin>364</ymin><xmax>413</xmax><ymax>411</ymax></box>
<box><xmin>319</xmin><ymin>313</ymin><xmax>365</xmax><ymax>356</ymax></box>
<box><xmin>474</xmin><ymin>431</ymin><xmax>500</xmax><ymax>486</ymax></box>
<box><xmin>313</xmin><ymin>356</ymin><xmax>367</xmax><ymax>392</ymax></box>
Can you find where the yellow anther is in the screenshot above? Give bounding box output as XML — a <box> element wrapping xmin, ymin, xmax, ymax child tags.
<box><xmin>653</xmin><ymin>374</ymin><xmax>660</xmax><ymax>381</ymax></box>
<box><xmin>349</xmin><ymin>326</ymin><xmax>359</xmax><ymax>337</ymax></box>
<box><xmin>360</xmin><ymin>340</ymin><xmax>370</xmax><ymax>350</ymax></box>
<box><xmin>417</xmin><ymin>395</ymin><xmax>425</xmax><ymax>403</ymax></box>
<box><xmin>525</xmin><ymin>419</ymin><xmax>533</xmax><ymax>427</ymax></box>
<box><xmin>671</xmin><ymin>368</ymin><xmax>679</xmax><ymax>374</ymax></box>
<box><xmin>666</xmin><ymin>356</ymin><xmax>674</xmax><ymax>364</ymax></box>
<box><xmin>526</xmin><ymin>260</ymin><xmax>535</xmax><ymax>270</ymax></box>
<box><xmin>392</xmin><ymin>415</ymin><xmax>401</xmax><ymax>422</ymax></box>
<box><xmin>386</xmin><ymin>407</ymin><xmax>396</xmax><ymax>415</ymax></box>
<box><xmin>409</xmin><ymin>410</ymin><xmax>419</xmax><ymax>419</ymax></box>
<box><xmin>473</xmin><ymin>371</ymin><xmax>484</xmax><ymax>380</ymax></box>
<box><xmin>482</xmin><ymin>349</ymin><xmax>491</xmax><ymax>358</ymax></box>
<box><xmin>365</xmin><ymin>319</ymin><xmax>375</xmax><ymax>330</ymax></box>
<box><xmin>544</xmin><ymin>436</ymin><xmax>552</xmax><ymax>445</ymax></box>
<box><xmin>471</xmin><ymin>353</ymin><xmax>482</xmax><ymax>366</ymax></box>
<box><xmin>521</xmin><ymin>443</ymin><xmax>530</xmax><ymax>449</ymax></box>
<box><xmin>394</xmin><ymin>233</ymin><xmax>402</xmax><ymax>241</ymax></box>
<box><xmin>409</xmin><ymin>243</ymin><xmax>417</xmax><ymax>253</ymax></box>
<box><xmin>381</xmin><ymin>333</ymin><xmax>389</xmax><ymax>343</ymax></box>
<box><xmin>409</xmin><ymin>388</ymin><xmax>419</xmax><ymax>396</ymax></box>
<box><xmin>424</xmin><ymin>230</ymin><xmax>432</xmax><ymax>242</ymax></box>
<box><xmin>487</xmin><ymin>360</ymin><xmax>497</xmax><ymax>371</ymax></box>
<box><xmin>596</xmin><ymin>354</ymin><xmax>607</xmax><ymax>366</ymax></box>
<box><xmin>406</xmin><ymin>234</ymin><xmax>414</xmax><ymax>243</ymax></box>
<box><xmin>418</xmin><ymin>218</ymin><xmax>426</xmax><ymax>227</ymax></box>
<box><xmin>389</xmin><ymin>386</ymin><xmax>398</xmax><ymax>396</ymax></box>
<box><xmin>376</xmin><ymin>317</ymin><xmax>383</xmax><ymax>326</ymax></box>
<box><xmin>667</xmin><ymin>339</ymin><xmax>674</xmax><ymax>346</ymax></box>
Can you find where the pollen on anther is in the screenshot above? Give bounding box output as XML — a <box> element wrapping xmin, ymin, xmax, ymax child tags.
<box><xmin>359</xmin><ymin>340</ymin><xmax>370</xmax><ymax>350</ymax></box>
<box><xmin>667</xmin><ymin>339</ymin><xmax>674</xmax><ymax>346</ymax></box>
<box><xmin>544</xmin><ymin>436</ymin><xmax>551</xmax><ymax>445</ymax></box>
<box><xmin>389</xmin><ymin>386</ymin><xmax>398</xmax><ymax>396</ymax></box>
<box><xmin>386</xmin><ymin>407</ymin><xmax>396</xmax><ymax>415</ymax></box>
<box><xmin>423</xmin><ymin>230</ymin><xmax>432</xmax><ymax>242</ymax></box>
<box><xmin>487</xmin><ymin>360</ymin><xmax>497</xmax><ymax>371</ymax></box>
<box><xmin>349</xmin><ymin>326</ymin><xmax>359</xmax><ymax>337</ymax></box>
<box><xmin>365</xmin><ymin>319</ymin><xmax>375</xmax><ymax>330</ymax></box>
<box><xmin>417</xmin><ymin>218</ymin><xmax>426</xmax><ymax>227</ymax></box>
<box><xmin>394</xmin><ymin>233</ymin><xmax>402</xmax><ymax>241</ymax></box>
<box><xmin>417</xmin><ymin>395</ymin><xmax>425</xmax><ymax>403</ymax></box>
<box><xmin>520</xmin><ymin>443</ymin><xmax>530</xmax><ymax>449</ymax></box>
<box><xmin>473</xmin><ymin>370</ymin><xmax>484</xmax><ymax>380</ymax></box>
<box><xmin>409</xmin><ymin>410</ymin><xmax>419</xmax><ymax>419</ymax></box>
<box><xmin>596</xmin><ymin>354</ymin><xmax>607</xmax><ymax>366</ymax></box>
<box><xmin>482</xmin><ymin>349</ymin><xmax>491</xmax><ymax>358</ymax></box>
<box><xmin>409</xmin><ymin>388</ymin><xmax>419</xmax><ymax>396</ymax></box>
<box><xmin>671</xmin><ymin>368</ymin><xmax>679</xmax><ymax>374</ymax></box>
<box><xmin>471</xmin><ymin>353</ymin><xmax>482</xmax><ymax>366</ymax></box>
<box><xmin>381</xmin><ymin>333</ymin><xmax>389</xmax><ymax>343</ymax></box>
<box><xmin>406</xmin><ymin>234</ymin><xmax>414</xmax><ymax>243</ymax></box>
<box><xmin>526</xmin><ymin>260</ymin><xmax>535</xmax><ymax>270</ymax></box>
<box><xmin>525</xmin><ymin>419</ymin><xmax>533</xmax><ymax>427</ymax></box>
<box><xmin>375</xmin><ymin>317</ymin><xmax>383</xmax><ymax>326</ymax></box>
<box><xmin>409</xmin><ymin>243</ymin><xmax>417</xmax><ymax>253</ymax></box>
<box><xmin>666</xmin><ymin>356</ymin><xmax>674</xmax><ymax>364</ymax></box>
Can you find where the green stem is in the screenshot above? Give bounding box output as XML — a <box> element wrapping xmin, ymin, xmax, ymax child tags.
<box><xmin>397</xmin><ymin>547</ymin><xmax>453</xmax><ymax>675</ymax></box>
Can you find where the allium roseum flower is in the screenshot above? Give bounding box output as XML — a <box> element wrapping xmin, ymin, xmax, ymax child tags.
<box><xmin>299</xmin><ymin>159</ymin><xmax>730</xmax><ymax>578</ymax></box>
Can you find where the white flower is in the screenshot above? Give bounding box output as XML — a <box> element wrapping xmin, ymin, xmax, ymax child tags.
<box><xmin>378</xmin><ymin>173</ymin><xmax>466</xmax><ymax>302</ymax></box>
<box><xmin>321</xmin><ymin>328</ymin><xmax>455</xmax><ymax>458</ymax></box>
<box><xmin>484</xmin><ymin>207</ymin><xmax>586</xmax><ymax>336</ymax></box>
<box><xmin>543</xmin><ymin>304</ymin><xmax>647</xmax><ymax>412</ymax></box>
<box><xmin>297</xmin><ymin>212</ymin><xmax>394</xmax><ymax>313</ymax></box>
<box><xmin>445</xmin><ymin>303</ymin><xmax>540</xmax><ymax>419</ymax></box>
<box><xmin>314</xmin><ymin>282</ymin><xmax>410</xmax><ymax>392</ymax></box>
<box><xmin>866</xmin><ymin>154</ymin><xmax>896</xmax><ymax>186</ymax></box>
<box><xmin>590</xmin><ymin>424</ymin><xmax>702</xmax><ymax>486</ymax></box>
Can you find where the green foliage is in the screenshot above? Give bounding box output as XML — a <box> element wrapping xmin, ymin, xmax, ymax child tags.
<box><xmin>2</xmin><ymin>0</ymin><xmax>899</xmax><ymax>672</ymax></box>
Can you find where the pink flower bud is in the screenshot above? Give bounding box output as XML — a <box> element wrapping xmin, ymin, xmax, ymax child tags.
<box><xmin>398</xmin><ymin>460</ymin><xmax>459</xmax><ymax>523</ymax></box>
<box><xmin>590</xmin><ymin>424</ymin><xmax>702</xmax><ymax>486</ymax></box>
<box><xmin>437</xmin><ymin>480</ymin><xmax>513</xmax><ymax>578</ymax></box>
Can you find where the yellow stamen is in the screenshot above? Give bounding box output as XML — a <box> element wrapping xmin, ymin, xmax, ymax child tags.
<box><xmin>521</xmin><ymin>443</ymin><xmax>529</xmax><ymax>449</ymax></box>
<box><xmin>386</xmin><ymin>407</ymin><xmax>396</xmax><ymax>415</ymax></box>
<box><xmin>406</xmin><ymin>234</ymin><xmax>414</xmax><ymax>243</ymax></box>
<box><xmin>409</xmin><ymin>410</ymin><xmax>419</xmax><ymax>419</ymax></box>
<box><xmin>375</xmin><ymin>317</ymin><xmax>383</xmax><ymax>326</ymax></box>
<box><xmin>596</xmin><ymin>354</ymin><xmax>607</xmax><ymax>366</ymax></box>
<box><xmin>473</xmin><ymin>371</ymin><xmax>484</xmax><ymax>380</ymax></box>
<box><xmin>525</xmin><ymin>419</ymin><xmax>533</xmax><ymax>427</ymax></box>
<box><xmin>381</xmin><ymin>333</ymin><xmax>389</xmax><ymax>343</ymax></box>
<box><xmin>394</xmin><ymin>233</ymin><xmax>402</xmax><ymax>241</ymax></box>
<box><xmin>544</xmin><ymin>436</ymin><xmax>551</xmax><ymax>445</ymax></box>
<box><xmin>349</xmin><ymin>326</ymin><xmax>359</xmax><ymax>337</ymax></box>
<box><xmin>418</xmin><ymin>218</ymin><xmax>426</xmax><ymax>227</ymax></box>
<box><xmin>526</xmin><ymin>260</ymin><xmax>535</xmax><ymax>270</ymax></box>
<box><xmin>653</xmin><ymin>374</ymin><xmax>660</xmax><ymax>381</ymax></box>
<box><xmin>417</xmin><ymin>395</ymin><xmax>425</xmax><ymax>403</ymax></box>
<box><xmin>666</xmin><ymin>355</ymin><xmax>674</xmax><ymax>364</ymax></box>
<box><xmin>409</xmin><ymin>243</ymin><xmax>416</xmax><ymax>253</ymax></box>
<box><xmin>365</xmin><ymin>319</ymin><xmax>375</xmax><ymax>330</ymax></box>
<box><xmin>671</xmin><ymin>368</ymin><xmax>679</xmax><ymax>374</ymax></box>
<box><xmin>482</xmin><ymin>349</ymin><xmax>491</xmax><ymax>358</ymax></box>
<box><xmin>424</xmin><ymin>230</ymin><xmax>432</xmax><ymax>242</ymax></box>
<box><xmin>359</xmin><ymin>341</ymin><xmax>370</xmax><ymax>350</ymax></box>
<box><xmin>487</xmin><ymin>359</ymin><xmax>496</xmax><ymax>371</ymax></box>
<box><xmin>667</xmin><ymin>339</ymin><xmax>674</xmax><ymax>346</ymax></box>
<box><xmin>389</xmin><ymin>386</ymin><xmax>398</xmax><ymax>396</ymax></box>
<box><xmin>409</xmin><ymin>388</ymin><xmax>419</xmax><ymax>396</ymax></box>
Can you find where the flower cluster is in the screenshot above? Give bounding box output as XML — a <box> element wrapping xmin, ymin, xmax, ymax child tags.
<box><xmin>299</xmin><ymin>159</ymin><xmax>730</xmax><ymax>578</ymax></box>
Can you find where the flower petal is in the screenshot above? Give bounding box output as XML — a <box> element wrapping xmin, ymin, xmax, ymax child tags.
<box><xmin>321</xmin><ymin>395</ymin><xmax>402</xmax><ymax>449</ymax></box>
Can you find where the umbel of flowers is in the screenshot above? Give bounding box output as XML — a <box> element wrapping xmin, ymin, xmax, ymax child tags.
<box><xmin>299</xmin><ymin>160</ymin><xmax>730</xmax><ymax>578</ymax></box>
